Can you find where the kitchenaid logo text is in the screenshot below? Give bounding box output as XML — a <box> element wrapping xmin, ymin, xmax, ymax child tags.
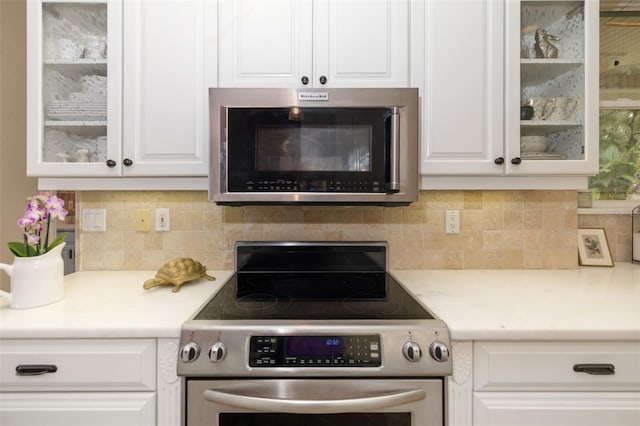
<box><xmin>298</xmin><ymin>92</ymin><xmax>329</xmax><ymax>101</ymax></box>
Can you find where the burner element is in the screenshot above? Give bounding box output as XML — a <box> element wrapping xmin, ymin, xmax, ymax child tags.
<box><xmin>235</xmin><ymin>293</ymin><xmax>279</xmax><ymax>311</ymax></box>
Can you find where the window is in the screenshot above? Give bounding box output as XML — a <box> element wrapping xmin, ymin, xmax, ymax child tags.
<box><xmin>591</xmin><ymin>8</ymin><xmax>640</xmax><ymax>204</ymax></box>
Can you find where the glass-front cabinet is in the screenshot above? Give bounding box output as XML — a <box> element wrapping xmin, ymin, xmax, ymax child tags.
<box><xmin>505</xmin><ymin>0</ymin><xmax>599</xmax><ymax>175</ymax></box>
<box><xmin>27</xmin><ymin>0</ymin><xmax>121</xmax><ymax>176</ymax></box>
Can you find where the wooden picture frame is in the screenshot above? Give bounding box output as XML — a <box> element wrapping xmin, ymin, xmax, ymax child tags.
<box><xmin>577</xmin><ymin>228</ymin><xmax>614</xmax><ymax>267</ymax></box>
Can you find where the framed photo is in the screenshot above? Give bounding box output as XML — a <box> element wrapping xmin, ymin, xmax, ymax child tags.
<box><xmin>577</xmin><ymin>228</ymin><xmax>614</xmax><ymax>267</ymax></box>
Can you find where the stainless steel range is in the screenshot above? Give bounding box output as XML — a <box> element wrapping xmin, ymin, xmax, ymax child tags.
<box><xmin>178</xmin><ymin>242</ymin><xmax>452</xmax><ymax>426</ymax></box>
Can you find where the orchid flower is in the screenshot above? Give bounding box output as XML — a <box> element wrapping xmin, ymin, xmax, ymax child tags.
<box><xmin>7</xmin><ymin>192</ymin><xmax>68</xmax><ymax>257</ymax></box>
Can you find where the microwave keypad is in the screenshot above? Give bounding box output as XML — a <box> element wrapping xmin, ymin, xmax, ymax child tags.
<box><xmin>246</xmin><ymin>180</ymin><xmax>384</xmax><ymax>192</ymax></box>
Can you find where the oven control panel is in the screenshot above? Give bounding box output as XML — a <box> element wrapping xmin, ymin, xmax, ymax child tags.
<box><xmin>249</xmin><ymin>335</ymin><xmax>381</xmax><ymax>367</ymax></box>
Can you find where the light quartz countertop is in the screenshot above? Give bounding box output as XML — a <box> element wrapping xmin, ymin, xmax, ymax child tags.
<box><xmin>1</xmin><ymin>264</ymin><xmax>638</xmax><ymax>341</ymax></box>
<box><xmin>393</xmin><ymin>262</ymin><xmax>640</xmax><ymax>341</ymax></box>
<box><xmin>0</xmin><ymin>270</ymin><xmax>231</xmax><ymax>339</ymax></box>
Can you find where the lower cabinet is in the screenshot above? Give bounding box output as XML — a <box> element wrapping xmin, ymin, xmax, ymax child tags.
<box><xmin>0</xmin><ymin>393</ymin><xmax>155</xmax><ymax>426</ymax></box>
<box><xmin>0</xmin><ymin>338</ymin><xmax>171</xmax><ymax>426</ymax></box>
<box><xmin>474</xmin><ymin>392</ymin><xmax>640</xmax><ymax>426</ymax></box>
<box><xmin>469</xmin><ymin>341</ymin><xmax>640</xmax><ymax>426</ymax></box>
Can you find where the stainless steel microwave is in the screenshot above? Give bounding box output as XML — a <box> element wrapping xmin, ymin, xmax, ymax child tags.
<box><xmin>209</xmin><ymin>88</ymin><xmax>418</xmax><ymax>205</ymax></box>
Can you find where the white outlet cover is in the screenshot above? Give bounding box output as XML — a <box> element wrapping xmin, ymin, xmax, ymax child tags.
<box><xmin>155</xmin><ymin>208</ymin><xmax>170</xmax><ymax>231</ymax></box>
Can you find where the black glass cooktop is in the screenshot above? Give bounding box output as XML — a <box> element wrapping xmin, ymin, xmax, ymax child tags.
<box><xmin>193</xmin><ymin>272</ymin><xmax>433</xmax><ymax>320</ymax></box>
<box><xmin>193</xmin><ymin>242</ymin><xmax>433</xmax><ymax>321</ymax></box>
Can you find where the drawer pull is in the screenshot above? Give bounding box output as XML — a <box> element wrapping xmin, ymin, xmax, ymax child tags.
<box><xmin>16</xmin><ymin>364</ymin><xmax>58</xmax><ymax>376</ymax></box>
<box><xmin>573</xmin><ymin>363</ymin><xmax>615</xmax><ymax>375</ymax></box>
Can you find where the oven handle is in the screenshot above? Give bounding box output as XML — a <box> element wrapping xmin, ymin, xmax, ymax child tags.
<box><xmin>203</xmin><ymin>386</ymin><xmax>426</xmax><ymax>414</ymax></box>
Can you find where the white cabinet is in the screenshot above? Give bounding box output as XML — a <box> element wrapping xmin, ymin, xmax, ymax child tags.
<box><xmin>28</xmin><ymin>0</ymin><xmax>214</xmax><ymax>181</ymax></box>
<box><xmin>504</xmin><ymin>0</ymin><xmax>599</xmax><ymax>176</ymax></box>
<box><xmin>472</xmin><ymin>341</ymin><xmax>640</xmax><ymax>426</ymax></box>
<box><xmin>419</xmin><ymin>0</ymin><xmax>504</xmax><ymax>175</ymax></box>
<box><xmin>419</xmin><ymin>0</ymin><xmax>599</xmax><ymax>189</ymax></box>
<box><xmin>218</xmin><ymin>0</ymin><xmax>409</xmax><ymax>88</ymax></box>
<box><xmin>0</xmin><ymin>339</ymin><xmax>156</xmax><ymax>426</ymax></box>
<box><xmin>122</xmin><ymin>0</ymin><xmax>214</xmax><ymax>176</ymax></box>
<box><xmin>0</xmin><ymin>393</ymin><xmax>155</xmax><ymax>426</ymax></box>
<box><xmin>27</xmin><ymin>0</ymin><xmax>122</xmax><ymax>177</ymax></box>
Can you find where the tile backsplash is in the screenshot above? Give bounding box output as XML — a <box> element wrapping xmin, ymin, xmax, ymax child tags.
<box><xmin>579</xmin><ymin>213</ymin><xmax>633</xmax><ymax>262</ymax></box>
<box><xmin>76</xmin><ymin>190</ymin><xmax>579</xmax><ymax>271</ymax></box>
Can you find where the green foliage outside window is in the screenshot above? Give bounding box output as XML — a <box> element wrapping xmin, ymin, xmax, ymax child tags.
<box><xmin>589</xmin><ymin>110</ymin><xmax>640</xmax><ymax>200</ymax></box>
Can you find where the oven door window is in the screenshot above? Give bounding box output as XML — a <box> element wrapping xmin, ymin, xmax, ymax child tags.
<box><xmin>225</xmin><ymin>107</ymin><xmax>393</xmax><ymax>193</ymax></box>
<box><xmin>219</xmin><ymin>413</ymin><xmax>410</xmax><ymax>425</ymax></box>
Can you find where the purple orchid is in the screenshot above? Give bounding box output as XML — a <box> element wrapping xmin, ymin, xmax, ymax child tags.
<box><xmin>8</xmin><ymin>192</ymin><xmax>68</xmax><ymax>257</ymax></box>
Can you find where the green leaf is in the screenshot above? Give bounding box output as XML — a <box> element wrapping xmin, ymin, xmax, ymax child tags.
<box><xmin>47</xmin><ymin>233</ymin><xmax>67</xmax><ymax>251</ymax></box>
<box><xmin>7</xmin><ymin>242</ymin><xmax>28</xmax><ymax>257</ymax></box>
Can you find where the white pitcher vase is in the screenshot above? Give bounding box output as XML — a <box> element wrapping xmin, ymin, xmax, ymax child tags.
<box><xmin>0</xmin><ymin>243</ymin><xmax>65</xmax><ymax>309</ymax></box>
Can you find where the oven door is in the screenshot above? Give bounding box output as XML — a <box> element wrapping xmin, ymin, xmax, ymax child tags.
<box><xmin>185</xmin><ymin>379</ymin><xmax>443</xmax><ymax>426</ymax></box>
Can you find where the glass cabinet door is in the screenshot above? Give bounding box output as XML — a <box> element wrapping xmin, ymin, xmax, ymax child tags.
<box><xmin>505</xmin><ymin>0</ymin><xmax>598</xmax><ymax>175</ymax></box>
<box><xmin>27</xmin><ymin>0</ymin><xmax>121</xmax><ymax>176</ymax></box>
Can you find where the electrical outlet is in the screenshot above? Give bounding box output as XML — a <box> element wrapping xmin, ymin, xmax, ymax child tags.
<box><xmin>136</xmin><ymin>209</ymin><xmax>151</xmax><ymax>232</ymax></box>
<box><xmin>445</xmin><ymin>210</ymin><xmax>460</xmax><ymax>234</ymax></box>
<box><xmin>155</xmin><ymin>208</ymin><xmax>170</xmax><ymax>231</ymax></box>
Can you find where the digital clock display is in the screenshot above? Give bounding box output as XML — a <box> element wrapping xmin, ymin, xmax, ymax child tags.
<box><xmin>286</xmin><ymin>336</ymin><xmax>344</xmax><ymax>357</ymax></box>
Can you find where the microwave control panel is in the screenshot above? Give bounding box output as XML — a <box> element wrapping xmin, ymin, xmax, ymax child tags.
<box><xmin>249</xmin><ymin>335</ymin><xmax>381</xmax><ymax>367</ymax></box>
<box><xmin>243</xmin><ymin>179</ymin><xmax>388</xmax><ymax>193</ymax></box>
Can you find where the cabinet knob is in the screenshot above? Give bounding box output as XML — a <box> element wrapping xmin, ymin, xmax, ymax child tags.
<box><xmin>123</xmin><ymin>158</ymin><xmax>133</xmax><ymax>167</ymax></box>
<box><xmin>319</xmin><ymin>75</ymin><xmax>327</xmax><ymax>85</ymax></box>
<box><xmin>494</xmin><ymin>157</ymin><xmax>505</xmax><ymax>165</ymax></box>
<box><xmin>511</xmin><ymin>157</ymin><xmax>522</xmax><ymax>165</ymax></box>
<box><xmin>106</xmin><ymin>159</ymin><xmax>117</xmax><ymax>168</ymax></box>
<box><xmin>301</xmin><ymin>76</ymin><xmax>309</xmax><ymax>85</ymax></box>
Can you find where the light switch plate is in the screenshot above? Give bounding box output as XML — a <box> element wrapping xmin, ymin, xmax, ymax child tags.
<box><xmin>82</xmin><ymin>209</ymin><xmax>106</xmax><ymax>232</ymax></box>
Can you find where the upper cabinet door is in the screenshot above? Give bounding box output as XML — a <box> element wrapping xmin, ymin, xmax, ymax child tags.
<box><xmin>504</xmin><ymin>0</ymin><xmax>599</xmax><ymax>175</ymax></box>
<box><xmin>313</xmin><ymin>0</ymin><xmax>409</xmax><ymax>88</ymax></box>
<box><xmin>27</xmin><ymin>0</ymin><xmax>123</xmax><ymax>177</ymax></box>
<box><xmin>122</xmin><ymin>0</ymin><xmax>213</xmax><ymax>176</ymax></box>
<box><xmin>218</xmin><ymin>0</ymin><xmax>409</xmax><ymax>88</ymax></box>
<box><xmin>420</xmin><ymin>0</ymin><xmax>505</xmax><ymax>175</ymax></box>
<box><xmin>218</xmin><ymin>0</ymin><xmax>313</xmax><ymax>88</ymax></box>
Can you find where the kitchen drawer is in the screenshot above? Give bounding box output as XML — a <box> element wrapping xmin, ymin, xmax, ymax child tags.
<box><xmin>0</xmin><ymin>339</ymin><xmax>156</xmax><ymax>392</ymax></box>
<box><xmin>474</xmin><ymin>341</ymin><xmax>640</xmax><ymax>392</ymax></box>
<box><xmin>474</xmin><ymin>392</ymin><xmax>640</xmax><ymax>426</ymax></box>
<box><xmin>0</xmin><ymin>392</ymin><xmax>156</xmax><ymax>426</ymax></box>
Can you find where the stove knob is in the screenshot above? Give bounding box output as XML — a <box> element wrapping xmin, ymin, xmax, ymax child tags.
<box><xmin>402</xmin><ymin>341</ymin><xmax>422</xmax><ymax>362</ymax></box>
<box><xmin>429</xmin><ymin>341</ymin><xmax>450</xmax><ymax>362</ymax></box>
<box><xmin>180</xmin><ymin>342</ymin><xmax>201</xmax><ymax>363</ymax></box>
<box><xmin>209</xmin><ymin>342</ymin><xmax>227</xmax><ymax>363</ymax></box>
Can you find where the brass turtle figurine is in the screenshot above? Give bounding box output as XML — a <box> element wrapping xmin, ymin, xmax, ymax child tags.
<box><xmin>143</xmin><ymin>257</ymin><xmax>214</xmax><ymax>292</ymax></box>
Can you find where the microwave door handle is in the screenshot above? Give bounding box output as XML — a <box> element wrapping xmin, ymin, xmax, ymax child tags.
<box><xmin>388</xmin><ymin>107</ymin><xmax>400</xmax><ymax>192</ymax></box>
<box><xmin>203</xmin><ymin>387</ymin><xmax>425</xmax><ymax>414</ymax></box>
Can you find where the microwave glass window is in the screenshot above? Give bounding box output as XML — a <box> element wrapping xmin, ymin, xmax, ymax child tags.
<box><xmin>224</xmin><ymin>107</ymin><xmax>393</xmax><ymax>194</ymax></box>
<box><xmin>256</xmin><ymin>125</ymin><xmax>372</xmax><ymax>172</ymax></box>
